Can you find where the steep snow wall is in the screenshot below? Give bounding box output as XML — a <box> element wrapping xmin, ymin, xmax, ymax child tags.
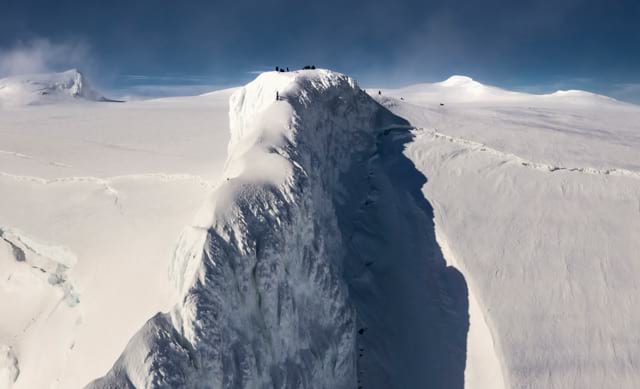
<box><xmin>80</xmin><ymin>71</ymin><xmax>374</xmax><ymax>388</ymax></box>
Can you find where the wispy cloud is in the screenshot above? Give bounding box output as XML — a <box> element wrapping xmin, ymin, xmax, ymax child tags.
<box><xmin>0</xmin><ymin>39</ymin><xmax>90</xmax><ymax>78</ymax></box>
<box><xmin>111</xmin><ymin>83</ymin><xmax>224</xmax><ymax>99</ymax></box>
<box><xmin>110</xmin><ymin>72</ymin><xmax>242</xmax><ymax>98</ymax></box>
<box><xmin>119</xmin><ymin>74</ymin><xmax>214</xmax><ymax>82</ymax></box>
<box><xmin>609</xmin><ymin>83</ymin><xmax>640</xmax><ymax>104</ymax></box>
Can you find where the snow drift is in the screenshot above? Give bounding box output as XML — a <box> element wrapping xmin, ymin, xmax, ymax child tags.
<box><xmin>88</xmin><ymin>70</ymin><xmax>468</xmax><ymax>388</ymax></box>
<box><xmin>0</xmin><ymin>69</ymin><xmax>113</xmax><ymax>107</ymax></box>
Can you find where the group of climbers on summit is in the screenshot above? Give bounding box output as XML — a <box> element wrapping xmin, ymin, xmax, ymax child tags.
<box><xmin>275</xmin><ymin>65</ymin><xmax>318</xmax><ymax>101</ymax></box>
<box><xmin>275</xmin><ymin>65</ymin><xmax>316</xmax><ymax>73</ymax></box>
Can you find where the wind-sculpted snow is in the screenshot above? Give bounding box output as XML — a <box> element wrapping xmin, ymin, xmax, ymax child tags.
<box><xmin>405</xmin><ymin>129</ymin><xmax>640</xmax><ymax>389</ymax></box>
<box><xmin>415</xmin><ymin>127</ymin><xmax>640</xmax><ymax>179</ymax></box>
<box><xmin>88</xmin><ymin>70</ymin><xmax>469</xmax><ymax>389</ymax></box>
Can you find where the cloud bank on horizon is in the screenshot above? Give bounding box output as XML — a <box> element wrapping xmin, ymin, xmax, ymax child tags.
<box><xmin>0</xmin><ymin>39</ymin><xmax>90</xmax><ymax>78</ymax></box>
<box><xmin>0</xmin><ymin>0</ymin><xmax>638</xmax><ymax>101</ymax></box>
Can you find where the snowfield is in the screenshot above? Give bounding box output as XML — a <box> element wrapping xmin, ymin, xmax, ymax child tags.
<box><xmin>0</xmin><ymin>73</ymin><xmax>234</xmax><ymax>388</ymax></box>
<box><xmin>1</xmin><ymin>69</ymin><xmax>639</xmax><ymax>389</ymax></box>
<box><xmin>377</xmin><ymin>76</ymin><xmax>640</xmax><ymax>389</ymax></box>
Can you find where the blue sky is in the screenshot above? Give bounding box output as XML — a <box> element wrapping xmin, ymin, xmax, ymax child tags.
<box><xmin>1</xmin><ymin>0</ymin><xmax>639</xmax><ymax>101</ymax></box>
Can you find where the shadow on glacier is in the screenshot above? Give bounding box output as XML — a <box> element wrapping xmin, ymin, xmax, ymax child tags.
<box><xmin>337</xmin><ymin>111</ymin><xmax>469</xmax><ymax>389</ymax></box>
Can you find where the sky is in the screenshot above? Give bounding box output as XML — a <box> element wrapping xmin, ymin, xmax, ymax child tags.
<box><xmin>1</xmin><ymin>0</ymin><xmax>639</xmax><ymax>101</ymax></box>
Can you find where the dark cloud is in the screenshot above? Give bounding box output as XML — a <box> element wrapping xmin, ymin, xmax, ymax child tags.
<box><xmin>2</xmin><ymin>0</ymin><xmax>638</xmax><ymax>100</ymax></box>
<box><xmin>0</xmin><ymin>39</ymin><xmax>90</xmax><ymax>77</ymax></box>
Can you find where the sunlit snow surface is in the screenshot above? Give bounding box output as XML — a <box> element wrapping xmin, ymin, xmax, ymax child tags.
<box><xmin>1</xmin><ymin>70</ymin><xmax>639</xmax><ymax>389</ymax></box>
<box><xmin>0</xmin><ymin>84</ymin><xmax>234</xmax><ymax>388</ymax></box>
<box><xmin>377</xmin><ymin>76</ymin><xmax>640</xmax><ymax>389</ymax></box>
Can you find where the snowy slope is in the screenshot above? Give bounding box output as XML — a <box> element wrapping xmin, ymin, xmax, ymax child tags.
<box><xmin>0</xmin><ymin>90</ymin><xmax>234</xmax><ymax>389</ymax></box>
<box><xmin>376</xmin><ymin>78</ymin><xmax>640</xmax><ymax>389</ymax></box>
<box><xmin>378</xmin><ymin>76</ymin><xmax>640</xmax><ymax>172</ymax></box>
<box><xmin>0</xmin><ymin>69</ymin><xmax>112</xmax><ymax>108</ymax></box>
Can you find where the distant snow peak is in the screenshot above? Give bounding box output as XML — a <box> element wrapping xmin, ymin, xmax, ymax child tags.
<box><xmin>439</xmin><ymin>75</ymin><xmax>478</xmax><ymax>87</ymax></box>
<box><xmin>0</xmin><ymin>69</ymin><xmax>116</xmax><ymax>107</ymax></box>
<box><xmin>56</xmin><ymin>69</ymin><xmax>94</xmax><ymax>98</ymax></box>
<box><xmin>378</xmin><ymin>74</ymin><xmax>630</xmax><ymax>106</ymax></box>
<box><xmin>548</xmin><ymin>88</ymin><xmax>622</xmax><ymax>104</ymax></box>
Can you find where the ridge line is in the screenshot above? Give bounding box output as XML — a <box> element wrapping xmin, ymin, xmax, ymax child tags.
<box><xmin>415</xmin><ymin>127</ymin><xmax>640</xmax><ymax>179</ymax></box>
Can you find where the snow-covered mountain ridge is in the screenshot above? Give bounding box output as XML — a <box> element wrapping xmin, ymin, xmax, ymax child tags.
<box><xmin>0</xmin><ymin>69</ymin><xmax>113</xmax><ymax>107</ymax></box>
<box><xmin>86</xmin><ymin>70</ymin><xmax>640</xmax><ymax>389</ymax></box>
<box><xmin>88</xmin><ymin>69</ymin><xmax>446</xmax><ymax>388</ymax></box>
